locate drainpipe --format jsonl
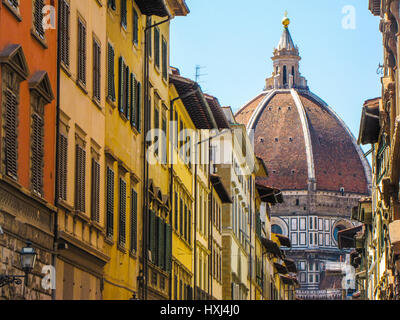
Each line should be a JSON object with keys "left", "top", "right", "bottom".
{"left": 141, "top": 15, "right": 171, "bottom": 301}
{"left": 52, "top": 0, "right": 62, "bottom": 301}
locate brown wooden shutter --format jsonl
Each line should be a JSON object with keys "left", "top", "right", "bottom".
{"left": 119, "top": 178, "right": 126, "bottom": 246}
{"left": 106, "top": 167, "right": 115, "bottom": 237}
{"left": 4, "top": 89, "right": 18, "bottom": 179}
{"left": 107, "top": 44, "right": 115, "bottom": 101}
{"left": 60, "top": 0, "right": 70, "bottom": 67}
{"left": 91, "top": 158, "right": 100, "bottom": 223}
{"left": 75, "top": 145, "right": 86, "bottom": 212}
{"left": 34, "top": 0, "right": 45, "bottom": 39}
{"left": 31, "top": 113, "right": 44, "bottom": 196}
{"left": 78, "top": 19, "right": 87, "bottom": 85}
{"left": 58, "top": 134, "right": 68, "bottom": 200}
{"left": 93, "top": 40, "right": 101, "bottom": 101}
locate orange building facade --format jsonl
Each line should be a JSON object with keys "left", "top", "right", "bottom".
{"left": 0, "top": 0, "right": 57, "bottom": 300}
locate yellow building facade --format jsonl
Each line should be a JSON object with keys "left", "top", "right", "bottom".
{"left": 102, "top": 0, "right": 145, "bottom": 300}
{"left": 169, "top": 82, "right": 194, "bottom": 300}
{"left": 55, "top": 0, "right": 109, "bottom": 300}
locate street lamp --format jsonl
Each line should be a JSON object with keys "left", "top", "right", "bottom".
{"left": 0, "top": 241, "right": 37, "bottom": 288}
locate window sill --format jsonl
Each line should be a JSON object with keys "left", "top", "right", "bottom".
{"left": 117, "top": 243, "right": 127, "bottom": 254}
{"left": 104, "top": 236, "right": 114, "bottom": 246}
{"left": 119, "top": 111, "right": 129, "bottom": 122}
{"left": 106, "top": 96, "right": 117, "bottom": 108}
{"left": 76, "top": 79, "right": 88, "bottom": 95}
{"left": 92, "top": 96, "right": 102, "bottom": 110}
{"left": 58, "top": 198, "right": 74, "bottom": 213}
{"left": 2, "top": 0, "right": 22, "bottom": 22}
{"left": 90, "top": 221, "right": 104, "bottom": 233}
{"left": 61, "top": 62, "right": 72, "bottom": 78}
{"left": 129, "top": 250, "right": 137, "bottom": 259}
{"left": 31, "top": 28, "right": 48, "bottom": 49}
{"left": 74, "top": 210, "right": 90, "bottom": 223}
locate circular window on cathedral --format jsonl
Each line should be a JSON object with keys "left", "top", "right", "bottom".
{"left": 333, "top": 225, "right": 345, "bottom": 242}
{"left": 271, "top": 224, "right": 283, "bottom": 235}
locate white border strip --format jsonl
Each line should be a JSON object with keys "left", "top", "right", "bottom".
{"left": 291, "top": 89, "right": 316, "bottom": 182}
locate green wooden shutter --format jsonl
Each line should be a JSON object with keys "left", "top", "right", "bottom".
{"left": 188, "top": 210, "right": 192, "bottom": 245}
{"left": 125, "top": 65, "right": 130, "bottom": 119}
{"left": 166, "top": 224, "right": 172, "bottom": 272}
{"left": 130, "top": 189, "right": 138, "bottom": 252}
{"left": 119, "top": 178, "right": 127, "bottom": 246}
{"left": 118, "top": 56, "right": 124, "bottom": 113}
{"left": 179, "top": 198, "right": 183, "bottom": 236}
{"left": 133, "top": 9, "right": 138, "bottom": 44}
{"left": 149, "top": 210, "right": 156, "bottom": 263}
{"left": 130, "top": 73, "right": 136, "bottom": 126}
{"left": 184, "top": 204, "right": 187, "bottom": 240}
{"left": 136, "top": 81, "right": 141, "bottom": 131}
{"left": 120, "top": 0, "right": 127, "bottom": 27}
{"left": 158, "top": 218, "right": 165, "bottom": 268}
{"left": 174, "top": 192, "right": 178, "bottom": 230}
{"left": 106, "top": 167, "right": 115, "bottom": 238}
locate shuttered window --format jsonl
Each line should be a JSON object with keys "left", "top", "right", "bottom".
{"left": 130, "top": 188, "right": 138, "bottom": 253}
{"left": 118, "top": 56, "right": 128, "bottom": 114}
{"left": 108, "top": 0, "right": 116, "bottom": 10}
{"left": 158, "top": 217, "right": 164, "bottom": 268}
{"left": 58, "top": 134, "right": 68, "bottom": 200}
{"left": 154, "top": 107, "right": 159, "bottom": 157}
{"left": 77, "top": 18, "right": 87, "bottom": 85}
{"left": 162, "top": 37, "right": 168, "bottom": 80}
{"left": 188, "top": 210, "right": 192, "bottom": 244}
{"left": 174, "top": 192, "right": 178, "bottom": 230}
{"left": 8, "top": 0, "right": 19, "bottom": 9}
{"left": 106, "top": 167, "right": 115, "bottom": 238}
{"left": 125, "top": 65, "right": 130, "bottom": 119}
{"left": 179, "top": 198, "right": 183, "bottom": 236}
{"left": 148, "top": 210, "right": 156, "bottom": 263}
{"left": 154, "top": 28, "right": 160, "bottom": 69}
{"left": 75, "top": 144, "right": 86, "bottom": 212}
{"left": 107, "top": 43, "right": 116, "bottom": 102}
{"left": 119, "top": 177, "right": 127, "bottom": 247}
{"left": 31, "top": 112, "right": 44, "bottom": 196}
{"left": 60, "top": 0, "right": 70, "bottom": 67}
{"left": 120, "top": 0, "right": 127, "bottom": 28}
{"left": 129, "top": 73, "right": 136, "bottom": 127}
{"left": 161, "top": 116, "right": 167, "bottom": 164}
{"left": 136, "top": 81, "right": 141, "bottom": 131}
{"left": 165, "top": 223, "right": 172, "bottom": 272}
{"left": 33, "top": 0, "right": 45, "bottom": 39}
{"left": 93, "top": 39, "right": 101, "bottom": 102}
{"left": 184, "top": 204, "right": 188, "bottom": 240}
{"left": 133, "top": 9, "right": 139, "bottom": 45}
{"left": 4, "top": 89, "right": 18, "bottom": 179}
{"left": 91, "top": 158, "right": 100, "bottom": 223}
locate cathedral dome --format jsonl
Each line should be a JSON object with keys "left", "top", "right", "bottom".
{"left": 236, "top": 19, "right": 371, "bottom": 196}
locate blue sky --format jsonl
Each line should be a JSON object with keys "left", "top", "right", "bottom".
{"left": 170, "top": 0, "right": 382, "bottom": 155}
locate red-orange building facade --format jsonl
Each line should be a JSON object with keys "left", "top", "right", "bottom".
{"left": 0, "top": 0, "right": 57, "bottom": 300}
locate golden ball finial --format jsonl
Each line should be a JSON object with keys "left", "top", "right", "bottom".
{"left": 282, "top": 11, "right": 290, "bottom": 28}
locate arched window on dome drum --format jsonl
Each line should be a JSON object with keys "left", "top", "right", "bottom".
{"left": 283, "top": 65, "right": 287, "bottom": 86}
{"left": 271, "top": 224, "right": 283, "bottom": 235}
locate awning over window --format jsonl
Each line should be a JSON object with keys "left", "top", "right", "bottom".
{"left": 261, "top": 237, "right": 282, "bottom": 258}
{"left": 358, "top": 97, "right": 380, "bottom": 145}
{"left": 284, "top": 258, "right": 297, "bottom": 273}
{"left": 274, "top": 262, "right": 288, "bottom": 275}
{"left": 280, "top": 274, "right": 299, "bottom": 286}
{"left": 276, "top": 234, "right": 291, "bottom": 248}
{"left": 337, "top": 225, "right": 363, "bottom": 249}
{"left": 255, "top": 182, "right": 283, "bottom": 205}
{"left": 135, "top": 0, "right": 170, "bottom": 17}
{"left": 210, "top": 174, "right": 232, "bottom": 204}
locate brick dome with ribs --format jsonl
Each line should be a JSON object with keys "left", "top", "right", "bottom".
{"left": 235, "top": 20, "right": 371, "bottom": 195}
